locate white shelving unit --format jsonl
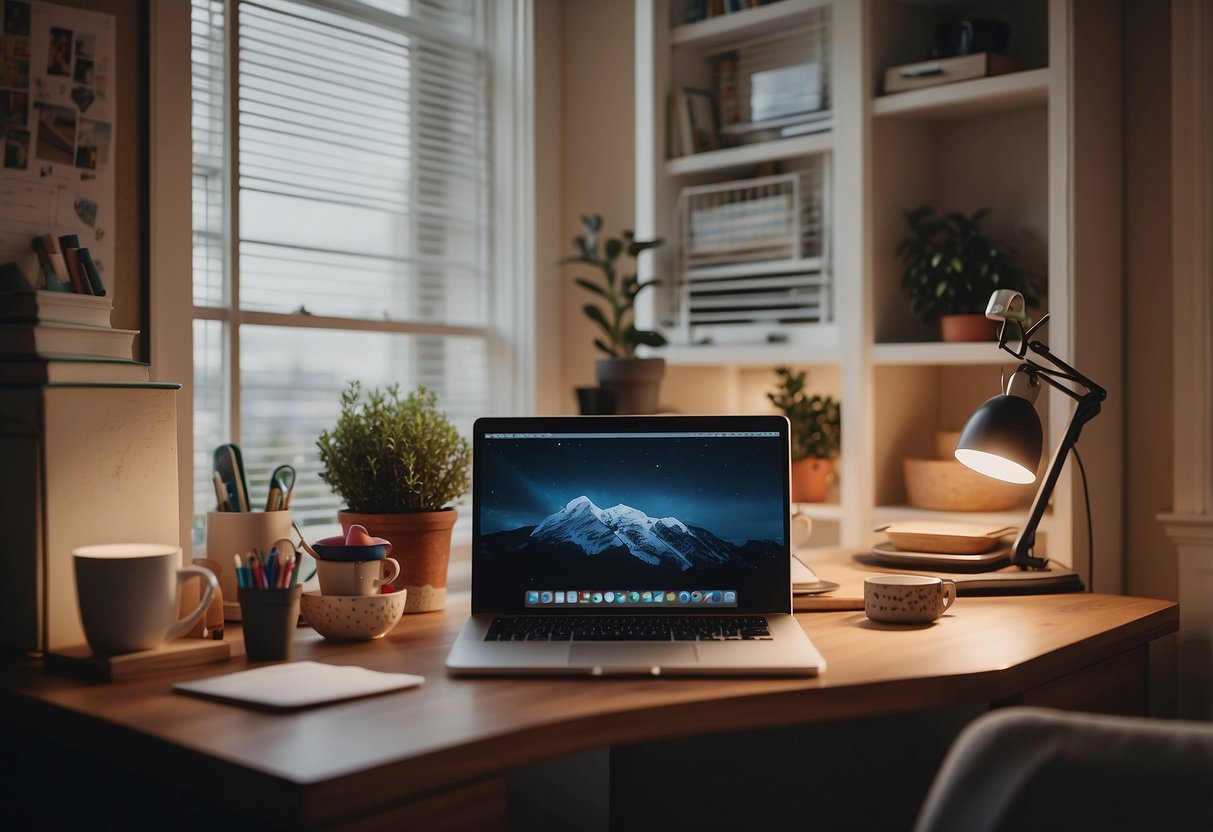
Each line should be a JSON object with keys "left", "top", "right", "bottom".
{"left": 636, "top": 0, "right": 1123, "bottom": 584}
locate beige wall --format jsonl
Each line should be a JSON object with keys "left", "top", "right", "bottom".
{"left": 1123, "top": 0, "right": 1175, "bottom": 602}
{"left": 555, "top": 0, "right": 637, "bottom": 414}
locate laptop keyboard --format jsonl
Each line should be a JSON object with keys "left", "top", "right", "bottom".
{"left": 485, "top": 615, "right": 772, "bottom": 642}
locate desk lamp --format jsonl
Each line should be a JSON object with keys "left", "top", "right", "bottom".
{"left": 954, "top": 291, "right": 1106, "bottom": 570}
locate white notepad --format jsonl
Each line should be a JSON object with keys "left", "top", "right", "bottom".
{"left": 174, "top": 661, "right": 424, "bottom": 710}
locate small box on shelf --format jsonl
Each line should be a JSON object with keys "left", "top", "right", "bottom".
{"left": 883, "top": 52, "right": 1018, "bottom": 95}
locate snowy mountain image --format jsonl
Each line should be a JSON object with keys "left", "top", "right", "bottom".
{"left": 529, "top": 496, "right": 732, "bottom": 571}
{"left": 480, "top": 495, "right": 780, "bottom": 578}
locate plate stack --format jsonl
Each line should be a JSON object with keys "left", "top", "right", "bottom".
{"left": 872, "top": 521, "right": 1016, "bottom": 571}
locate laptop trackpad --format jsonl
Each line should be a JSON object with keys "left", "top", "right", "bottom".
{"left": 569, "top": 643, "right": 698, "bottom": 672}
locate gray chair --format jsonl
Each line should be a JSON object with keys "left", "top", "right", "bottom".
{"left": 913, "top": 706, "right": 1213, "bottom": 832}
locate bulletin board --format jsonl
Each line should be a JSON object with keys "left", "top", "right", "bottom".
{"left": 0, "top": 0, "right": 116, "bottom": 293}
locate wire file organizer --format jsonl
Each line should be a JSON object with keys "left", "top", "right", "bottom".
{"left": 671, "top": 160, "right": 832, "bottom": 346}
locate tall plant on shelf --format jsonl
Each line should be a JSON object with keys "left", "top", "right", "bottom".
{"left": 896, "top": 206, "right": 1042, "bottom": 341}
{"left": 560, "top": 213, "right": 668, "bottom": 414}
{"left": 768, "top": 367, "right": 841, "bottom": 503}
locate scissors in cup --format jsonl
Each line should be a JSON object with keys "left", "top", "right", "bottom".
{"left": 265, "top": 464, "right": 296, "bottom": 512}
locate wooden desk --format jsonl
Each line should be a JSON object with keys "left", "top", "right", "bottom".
{"left": 0, "top": 583, "right": 1177, "bottom": 830}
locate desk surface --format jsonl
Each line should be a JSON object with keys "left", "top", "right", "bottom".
{"left": 0, "top": 552, "right": 1178, "bottom": 829}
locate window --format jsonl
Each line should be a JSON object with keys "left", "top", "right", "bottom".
{"left": 190, "top": 0, "right": 526, "bottom": 546}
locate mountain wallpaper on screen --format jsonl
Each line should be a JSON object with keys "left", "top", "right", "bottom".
{"left": 481, "top": 495, "right": 782, "bottom": 575}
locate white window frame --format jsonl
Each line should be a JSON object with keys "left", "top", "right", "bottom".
{"left": 150, "top": 0, "right": 537, "bottom": 553}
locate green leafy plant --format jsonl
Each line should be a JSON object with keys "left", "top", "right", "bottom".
{"left": 896, "top": 207, "right": 1042, "bottom": 321}
{"left": 767, "top": 367, "right": 841, "bottom": 461}
{"left": 560, "top": 213, "right": 668, "bottom": 358}
{"left": 316, "top": 382, "right": 471, "bottom": 514}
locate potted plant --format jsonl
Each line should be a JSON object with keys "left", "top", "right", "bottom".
{"left": 560, "top": 213, "right": 667, "bottom": 414}
{"left": 316, "top": 382, "right": 471, "bottom": 612}
{"left": 767, "top": 367, "right": 841, "bottom": 502}
{"left": 896, "top": 206, "right": 1042, "bottom": 341}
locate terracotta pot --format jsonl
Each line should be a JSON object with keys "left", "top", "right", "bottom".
{"left": 791, "top": 457, "right": 833, "bottom": 503}
{"left": 338, "top": 509, "right": 457, "bottom": 613}
{"left": 940, "top": 313, "right": 997, "bottom": 342}
{"left": 595, "top": 357, "right": 665, "bottom": 414}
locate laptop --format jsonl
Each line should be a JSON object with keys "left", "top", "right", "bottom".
{"left": 445, "top": 415, "right": 826, "bottom": 677}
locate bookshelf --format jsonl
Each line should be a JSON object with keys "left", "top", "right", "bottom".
{"left": 635, "top": 0, "right": 1124, "bottom": 586}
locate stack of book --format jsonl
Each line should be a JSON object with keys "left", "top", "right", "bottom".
{"left": 0, "top": 239, "right": 147, "bottom": 384}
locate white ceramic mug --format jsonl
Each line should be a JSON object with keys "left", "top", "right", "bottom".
{"left": 73, "top": 544, "right": 218, "bottom": 653}
{"left": 316, "top": 557, "right": 401, "bottom": 596}
{"left": 864, "top": 574, "right": 957, "bottom": 624}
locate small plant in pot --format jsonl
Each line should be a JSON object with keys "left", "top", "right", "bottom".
{"left": 316, "top": 382, "right": 470, "bottom": 613}
{"left": 767, "top": 367, "right": 841, "bottom": 503}
{"left": 896, "top": 206, "right": 1042, "bottom": 342}
{"left": 560, "top": 213, "right": 667, "bottom": 414}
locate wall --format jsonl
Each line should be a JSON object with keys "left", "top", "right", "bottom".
{"left": 556, "top": 0, "right": 636, "bottom": 413}
{"left": 1123, "top": 3, "right": 1174, "bottom": 601}
{"left": 1121, "top": 0, "right": 1177, "bottom": 715}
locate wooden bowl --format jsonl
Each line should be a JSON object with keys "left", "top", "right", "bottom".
{"left": 903, "top": 458, "right": 1030, "bottom": 512}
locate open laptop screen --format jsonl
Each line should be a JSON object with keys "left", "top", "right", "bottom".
{"left": 472, "top": 416, "right": 792, "bottom": 615}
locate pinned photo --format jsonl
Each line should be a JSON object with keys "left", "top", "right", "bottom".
{"left": 75, "top": 118, "right": 109, "bottom": 169}
{"left": 73, "top": 56, "right": 92, "bottom": 85}
{"left": 3, "top": 1, "right": 30, "bottom": 38}
{"left": 34, "top": 103, "right": 74, "bottom": 164}
{"left": 75, "top": 31, "right": 94, "bottom": 60}
{"left": 0, "top": 89, "right": 27, "bottom": 127}
{"left": 46, "top": 26, "right": 72, "bottom": 76}
{"left": 70, "top": 84, "right": 94, "bottom": 113}
{"left": 3, "top": 126, "right": 28, "bottom": 169}
{"left": 74, "top": 196, "right": 97, "bottom": 227}
{"left": 1, "top": 51, "right": 30, "bottom": 89}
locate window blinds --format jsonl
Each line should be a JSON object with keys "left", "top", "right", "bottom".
{"left": 190, "top": 0, "right": 492, "bottom": 533}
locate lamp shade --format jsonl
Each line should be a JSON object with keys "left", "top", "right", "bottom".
{"left": 954, "top": 394, "right": 1043, "bottom": 484}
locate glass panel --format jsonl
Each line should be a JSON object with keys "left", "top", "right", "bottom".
{"left": 191, "top": 0, "right": 226, "bottom": 308}
{"left": 236, "top": 324, "right": 488, "bottom": 530}
{"left": 192, "top": 319, "right": 226, "bottom": 546}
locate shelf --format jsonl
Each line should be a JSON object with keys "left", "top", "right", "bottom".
{"left": 871, "top": 68, "right": 1050, "bottom": 120}
{"left": 666, "top": 131, "right": 832, "bottom": 176}
{"left": 793, "top": 501, "right": 842, "bottom": 522}
{"left": 652, "top": 333, "right": 840, "bottom": 366}
{"left": 671, "top": 0, "right": 833, "bottom": 50}
{"left": 872, "top": 341, "right": 1022, "bottom": 366}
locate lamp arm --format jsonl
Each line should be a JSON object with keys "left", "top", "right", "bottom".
{"left": 1025, "top": 340, "right": 1108, "bottom": 401}
{"left": 1011, "top": 393, "right": 1103, "bottom": 570}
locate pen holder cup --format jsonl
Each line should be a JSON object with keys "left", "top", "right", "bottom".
{"left": 238, "top": 585, "right": 302, "bottom": 662}
{"left": 207, "top": 510, "right": 293, "bottom": 619}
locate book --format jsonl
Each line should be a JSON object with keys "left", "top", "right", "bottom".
{"left": 0, "top": 321, "right": 137, "bottom": 359}
{"left": 29, "top": 237, "right": 70, "bottom": 292}
{"left": 0, "top": 355, "right": 151, "bottom": 384}
{"left": 0, "top": 288, "right": 114, "bottom": 327}
{"left": 35, "top": 235, "right": 81, "bottom": 293}
{"left": 57, "top": 234, "right": 94, "bottom": 296}
{"left": 76, "top": 247, "right": 107, "bottom": 296}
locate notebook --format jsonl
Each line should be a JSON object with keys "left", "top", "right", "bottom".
{"left": 445, "top": 415, "right": 826, "bottom": 677}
